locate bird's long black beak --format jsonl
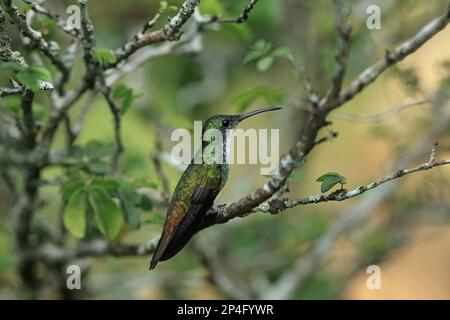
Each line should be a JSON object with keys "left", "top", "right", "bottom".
{"left": 237, "top": 106, "right": 282, "bottom": 122}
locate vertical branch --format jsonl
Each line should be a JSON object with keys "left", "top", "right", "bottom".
{"left": 102, "top": 89, "right": 124, "bottom": 173}
{"left": 79, "top": 0, "right": 124, "bottom": 172}
{"left": 14, "top": 89, "right": 41, "bottom": 296}
{"left": 79, "top": 0, "right": 98, "bottom": 78}
{"left": 152, "top": 128, "right": 171, "bottom": 196}
{"left": 327, "top": 0, "right": 352, "bottom": 101}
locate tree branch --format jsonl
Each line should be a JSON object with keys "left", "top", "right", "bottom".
{"left": 102, "top": 89, "right": 124, "bottom": 172}
{"left": 200, "top": 3, "right": 450, "bottom": 230}
{"left": 327, "top": 0, "right": 352, "bottom": 100}
{"left": 262, "top": 101, "right": 450, "bottom": 299}
{"left": 112, "top": 0, "right": 201, "bottom": 67}
{"left": 329, "top": 4, "right": 450, "bottom": 109}
{"left": 4, "top": 0, "right": 69, "bottom": 79}
{"left": 214, "top": 0, "right": 259, "bottom": 24}
{"left": 21, "top": 0, "right": 81, "bottom": 38}
{"left": 256, "top": 146, "right": 450, "bottom": 213}
{"left": 35, "top": 238, "right": 158, "bottom": 264}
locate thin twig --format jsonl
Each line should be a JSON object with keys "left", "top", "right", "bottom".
{"left": 327, "top": 0, "right": 352, "bottom": 101}
{"left": 214, "top": 0, "right": 259, "bottom": 24}
{"left": 256, "top": 153, "right": 450, "bottom": 213}
{"left": 0, "top": 87, "right": 23, "bottom": 97}
{"left": 21, "top": 0, "right": 81, "bottom": 37}
{"left": 34, "top": 238, "right": 159, "bottom": 263}
{"left": 102, "top": 89, "right": 124, "bottom": 173}
{"left": 152, "top": 128, "right": 171, "bottom": 196}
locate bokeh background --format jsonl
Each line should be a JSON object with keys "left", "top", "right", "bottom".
{"left": 1, "top": 0, "right": 450, "bottom": 299}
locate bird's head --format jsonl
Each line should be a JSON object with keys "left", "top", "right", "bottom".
{"left": 202, "top": 107, "right": 281, "bottom": 138}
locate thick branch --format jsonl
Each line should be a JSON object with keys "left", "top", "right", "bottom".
{"left": 112, "top": 0, "right": 201, "bottom": 66}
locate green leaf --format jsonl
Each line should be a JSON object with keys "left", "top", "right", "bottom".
{"left": 0, "top": 61, "right": 25, "bottom": 72}
{"left": 121, "top": 91, "right": 134, "bottom": 115}
{"left": 86, "top": 161, "right": 109, "bottom": 174}
{"left": 137, "top": 193, "right": 153, "bottom": 211}
{"left": 88, "top": 186, "right": 123, "bottom": 240}
{"left": 118, "top": 186, "right": 141, "bottom": 229}
{"left": 159, "top": 1, "right": 168, "bottom": 11}
{"left": 32, "top": 102, "right": 46, "bottom": 121}
{"left": 0, "top": 96, "right": 21, "bottom": 114}
{"left": 33, "top": 14, "right": 57, "bottom": 34}
{"left": 63, "top": 189, "right": 87, "bottom": 238}
{"left": 29, "top": 66, "right": 52, "bottom": 81}
{"left": 14, "top": 66, "right": 52, "bottom": 92}
{"left": 233, "top": 86, "right": 285, "bottom": 112}
{"left": 60, "top": 174, "right": 85, "bottom": 201}
{"left": 233, "top": 87, "right": 261, "bottom": 112}
{"left": 14, "top": 71, "right": 39, "bottom": 92}
{"left": 112, "top": 84, "right": 141, "bottom": 115}
{"left": 21, "top": 2, "right": 36, "bottom": 14}
{"left": 92, "top": 177, "right": 122, "bottom": 191}
{"left": 112, "top": 83, "right": 130, "bottom": 99}
{"left": 316, "top": 172, "right": 346, "bottom": 193}
{"left": 92, "top": 48, "right": 116, "bottom": 66}
{"left": 257, "top": 56, "right": 274, "bottom": 72}
{"left": 82, "top": 140, "right": 115, "bottom": 159}
{"left": 272, "top": 47, "right": 293, "bottom": 59}
{"left": 243, "top": 39, "right": 272, "bottom": 65}
{"left": 288, "top": 169, "right": 302, "bottom": 182}
{"left": 316, "top": 172, "right": 343, "bottom": 182}
{"left": 130, "top": 177, "right": 159, "bottom": 189}
{"left": 199, "top": 0, "right": 223, "bottom": 15}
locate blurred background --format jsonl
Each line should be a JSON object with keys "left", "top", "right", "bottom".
{"left": 0, "top": 0, "right": 450, "bottom": 299}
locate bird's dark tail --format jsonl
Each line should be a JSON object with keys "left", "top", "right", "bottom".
{"left": 149, "top": 202, "right": 212, "bottom": 269}
{"left": 149, "top": 230, "right": 174, "bottom": 270}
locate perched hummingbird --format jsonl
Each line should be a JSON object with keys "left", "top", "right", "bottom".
{"left": 149, "top": 107, "right": 281, "bottom": 269}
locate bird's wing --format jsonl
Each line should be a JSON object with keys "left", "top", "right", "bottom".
{"left": 158, "top": 183, "right": 220, "bottom": 262}
{"left": 149, "top": 202, "right": 187, "bottom": 269}
{"left": 149, "top": 168, "right": 221, "bottom": 269}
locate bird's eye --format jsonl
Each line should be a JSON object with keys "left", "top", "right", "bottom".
{"left": 222, "top": 119, "right": 230, "bottom": 127}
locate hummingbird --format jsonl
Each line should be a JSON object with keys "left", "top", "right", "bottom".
{"left": 149, "top": 107, "right": 281, "bottom": 269}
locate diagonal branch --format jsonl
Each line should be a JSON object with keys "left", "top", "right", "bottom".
{"left": 256, "top": 146, "right": 450, "bottom": 213}
{"left": 21, "top": 0, "right": 81, "bottom": 38}
{"left": 214, "top": 0, "right": 259, "bottom": 24}
{"left": 199, "top": 3, "right": 450, "bottom": 231}
{"left": 329, "top": 3, "right": 450, "bottom": 110}
{"left": 327, "top": 0, "right": 352, "bottom": 101}
{"left": 262, "top": 102, "right": 450, "bottom": 299}
{"left": 3, "top": 0, "right": 69, "bottom": 78}
{"left": 112, "top": 0, "right": 201, "bottom": 67}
